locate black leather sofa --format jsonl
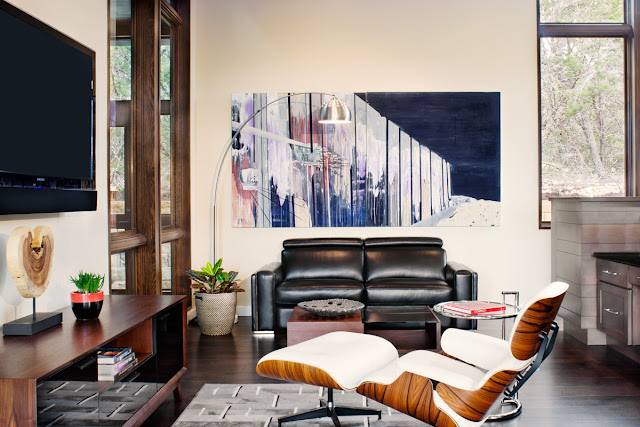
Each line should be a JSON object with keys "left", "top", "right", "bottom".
{"left": 251, "top": 237, "right": 478, "bottom": 332}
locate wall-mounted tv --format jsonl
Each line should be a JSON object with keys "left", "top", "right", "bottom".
{"left": 0, "top": 0, "right": 96, "bottom": 215}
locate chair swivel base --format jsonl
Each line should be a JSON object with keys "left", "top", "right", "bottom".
{"left": 486, "top": 397, "right": 522, "bottom": 421}
{"left": 278, "top": 388, "right": 382, "bottom": 427}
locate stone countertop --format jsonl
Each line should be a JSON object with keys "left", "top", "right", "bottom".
{"left": 593, "top": 252, "right": 640, "bottom": 268}
{"left": 550, "top": 197, "right": 640, "bottom": 201}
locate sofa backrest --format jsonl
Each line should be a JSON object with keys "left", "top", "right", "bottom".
{"left": 364, "top": 237, "right": 447, "bottom": 281}
{"left": 282, "top": 238, "right": 364, "bottom": 282}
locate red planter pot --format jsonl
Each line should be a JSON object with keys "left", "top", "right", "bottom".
{"left": 71, "top": 291, "right": 104, "bottom": 320}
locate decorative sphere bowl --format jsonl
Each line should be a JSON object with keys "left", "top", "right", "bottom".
{"left": 298, "top": 298, "right": 364, "bottom": 317}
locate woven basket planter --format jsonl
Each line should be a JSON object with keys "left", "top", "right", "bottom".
{"left": 195, "top": 292, "right": 237, "bottom": 336}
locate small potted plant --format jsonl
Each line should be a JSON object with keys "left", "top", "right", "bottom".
{"left": 70, "top": 271, "right": 105, "bottom": 320}
{"left": 187, "top": 258, "right": 244, "bottom": 336}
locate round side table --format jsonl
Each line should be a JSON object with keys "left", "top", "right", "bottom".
{"left": 433, "top": 293, "right": 522, "bottom": 421}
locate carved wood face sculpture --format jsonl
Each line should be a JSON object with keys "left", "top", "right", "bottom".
{"left": 6, "top": 226, "right": 55, "bottom": 298}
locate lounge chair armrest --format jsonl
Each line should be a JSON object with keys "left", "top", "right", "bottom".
{"left": 441, "top": 328, "right": 510, "bottom": 370}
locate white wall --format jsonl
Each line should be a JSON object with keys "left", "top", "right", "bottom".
{"left": 192, "top": 0, "right": 549, "bottom": 315}
{"left": 0, "top": 0, "right": 108, "bottom": 323}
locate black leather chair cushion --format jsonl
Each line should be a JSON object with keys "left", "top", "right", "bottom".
{"left": 282, "top": 246, "right": 364, "bottom": 281}
{"left": 364, "top": 246, "right": 447, "bottom": 281}
{"left": 365, "top": 278, "right": 453, "bottom": 305}
{"left": 283, "top": 238, "right": 363, "bottom": 248}
{"left": 364, "top": 237, "right": 443, "bottom": 248}
{"left": 275, "top": 279, "right": 366, "bottom": 304}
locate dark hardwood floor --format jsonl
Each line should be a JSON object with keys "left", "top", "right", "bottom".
{"left": 144, "top": 318, "right": 640, "bottom": 426}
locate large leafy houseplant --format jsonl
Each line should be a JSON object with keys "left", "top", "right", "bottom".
{"left": 187, "top": 258, "right": 244, "bottom": 335}
{"left": 186, "top": 258, "right": 244, "bottom": 294}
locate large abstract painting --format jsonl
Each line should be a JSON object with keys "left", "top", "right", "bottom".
{"left": 230, "top": 92, "right": 500, "bottom": 228}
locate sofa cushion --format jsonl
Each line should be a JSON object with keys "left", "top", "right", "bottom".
{"left": 282, "top": 244, "right": 364, "bottom": 282}
{"left": 364, "top": 237, "right": 443, "bottom": 248}
{"left": 283, "top": 238, "right": 363, "bottom": 248}
{"left": 275, "top": 279, "right": 366, "bottom": 304}
{"left": 364, "top": 245, "right": 446, "bottom": 282}
{"left": 365, "top": 278, "right": 453, "bottom": 305}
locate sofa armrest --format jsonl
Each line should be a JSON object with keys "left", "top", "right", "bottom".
{"left": 445, "top": 261, "right": 478, "bottom": 329}
{"left": 445, "top": 261, "right": 477, "bottom": 301}
{"left": 251, "top": 262, "right": 283, "bottom": 332}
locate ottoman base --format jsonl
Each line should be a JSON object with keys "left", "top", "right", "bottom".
{"left": 278, "top": 388, "right": 381, "bottom": 426}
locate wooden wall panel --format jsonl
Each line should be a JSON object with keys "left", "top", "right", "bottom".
{"left": 582, "top": 224, "right": 640, "bottom": 244}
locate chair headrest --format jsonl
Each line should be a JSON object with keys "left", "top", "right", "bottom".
{"left": 508, "top": 281, "right": 569, "bottom": 361}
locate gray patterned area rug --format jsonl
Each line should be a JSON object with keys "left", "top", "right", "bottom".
{"left": 37, "top": 379, "right": 158, "bottom": 426}
{"left": 173, "top": 383, "right": 426, "bottom": 426}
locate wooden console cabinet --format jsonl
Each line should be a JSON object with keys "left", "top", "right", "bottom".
{"left": 0, "top": 295, "right": 187, "bottom": 426}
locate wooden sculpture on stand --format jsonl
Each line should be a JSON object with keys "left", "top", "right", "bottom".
{"left": 3, "top": 225, "right": 62, "bottom": 335}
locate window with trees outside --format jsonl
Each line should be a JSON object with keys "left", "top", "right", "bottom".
{"left": 539, "top": 0, "right": 635, "bottom": 226}
{"left": 109, "top": 0, "right": 191, "bottom": 298}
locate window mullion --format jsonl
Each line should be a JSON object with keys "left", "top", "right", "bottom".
{"left": 170, "top": 0, "right": 191, "bottom": 299}
{"left": 540, "top": 23, "right": 633, "bottom": 38}
{"left": 629, "top": 0, "right": 640, "bottom": 195}
{"left": 132, "top": 0, "right": 162, "bottom": 295}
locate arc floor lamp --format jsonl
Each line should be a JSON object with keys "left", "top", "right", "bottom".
{"left": 210, "top": 93, "right": 353, "bottom": 262}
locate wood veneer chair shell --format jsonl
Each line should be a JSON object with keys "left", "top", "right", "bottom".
{"left": 357, "top": 371, "right": 457, "bottom": 427}
{"left": 435, "top": 370, "right": 519, "bottom": 422}
{"left": 256, "top": 359, "right": 344, "bottom": 390}
{"left": 510, "top": 294, "right": 564, "bottom": 360}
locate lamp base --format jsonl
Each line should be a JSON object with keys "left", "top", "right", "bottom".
{"left": 3, "top": 312, "right": 62, "bottom": 336}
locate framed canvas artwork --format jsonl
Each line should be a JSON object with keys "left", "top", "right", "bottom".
{"left": 230, "top": 92, "right": 500, "bottom": 228}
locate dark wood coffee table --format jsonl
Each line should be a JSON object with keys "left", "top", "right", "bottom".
{"left": 286, "top": 305, "right": 441, "bottom": 351}
{"left": 364, "top": 306, "right": 441, "bottom": 352}
{"left": 286, "top": 306, "right": 364, "bottom": 346}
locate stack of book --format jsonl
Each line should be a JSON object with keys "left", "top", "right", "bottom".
{"left": 442, "top": 301, "right": 506, "bottom": 315}
{"left": 97, "top": 347, "right": 136, "bottom": 381}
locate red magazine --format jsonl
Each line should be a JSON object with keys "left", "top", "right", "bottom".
{"left": 443, "top": 301, "right": 506, "bottom": 315}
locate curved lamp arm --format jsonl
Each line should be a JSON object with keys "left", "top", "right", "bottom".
{"left": 210, "top": 92, "right": 346, "bottom": 262}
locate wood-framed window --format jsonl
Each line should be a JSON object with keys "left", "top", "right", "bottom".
{"left": 108, "top": 0, "right": 190, "bottom": 299}
{"left": 538, "top": 0, "right": 639, "bottom": 228}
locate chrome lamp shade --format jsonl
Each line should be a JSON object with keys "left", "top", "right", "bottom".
{"left": 318, "top": 96, "right": 352, "bottom": 124}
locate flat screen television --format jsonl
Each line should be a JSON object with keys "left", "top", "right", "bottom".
{"left": 0, "top": 0, "right": 96, "bottom": 215}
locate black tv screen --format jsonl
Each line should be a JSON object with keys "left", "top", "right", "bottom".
{"left": 0, "top": 1, "right": 96, "bottom": 214}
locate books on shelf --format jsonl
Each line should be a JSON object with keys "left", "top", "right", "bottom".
{"left": 442, "top": 301, "right": 506, "bottom": 315}
{"left": 98, "top": 356, "right": 137, "bottom": 381}
{"left": 98, "top": 353, "right": 135, "bottom": 375}
{"left": 97, "top": 346, "right": 137, "bottom": 381}
{"left": 97, "top": 347, "right": 132, "bottom": 364}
